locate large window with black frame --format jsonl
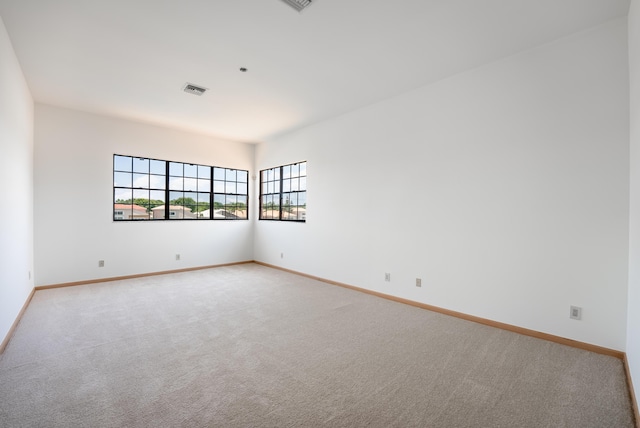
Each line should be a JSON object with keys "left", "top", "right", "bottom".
{"left": 113, "top": 154, "right": 248, "bottom": 221}
{"left": 259, "top": 161, "right": 306, "bottom": 221}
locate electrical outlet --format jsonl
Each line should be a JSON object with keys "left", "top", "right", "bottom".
{"left": 416, "top": 278, "right": 422, "bottom": 287}
{"left": 570, "top": 306, "right": 582, "bottom": 320}
{"left": 98, "top": 260, "right": 105, "bottom": 268}
{"left": 175, "top": 254, "right": 181, "bottom": 261}
{"left": 385, "top": 273, "right": 391, "bottom": 282}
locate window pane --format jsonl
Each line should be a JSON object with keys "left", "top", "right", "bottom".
{"left": 184, "top": 164, "right": 197, "bottom": 178}
{"left": 114, "top": 155, "right": 132, "bottom": 172}
{"left": 183, "top": 192, "right": 198, "bottom": 213}
{"left": 237, "top": 183, "right": 247, "bottom": 194}
{"left": 113, "top": 204, "right": 132, "bottom": 220}
{"left": 282, "top": 193, "right": 292, "bottom": 215}
{"left": 267, "top": 169, "right": 274, "bottom": 182}
{"left": 213, "top": 180, "right": 225, "bottom": 193}
{"left": 264, "top": 195, "right": 279, "bottom": 219}
{"left": 299, "top": 176, "right": 307, "bottom": 191}
{"left": 214, "top": 168, "right": 225, "bottom": 180}
{"left": 236, "top": 196, "right": 248, "bottom": 219}
{"left": 132, "top": 173, "right": 149, "bottom": 188}
{"left": 113, "top": 203, "right": 131, "bottom": 220}
{"left": 291, "top": 178, "right": 299, "bottom": 191}
{"left": 282, "top": 179, "right": 291, "bottom": 192}
{"left": 298, "top": 192, "right": 307, "bottom": 207}
{"left": 198, "top": 166, "right": 211, "bottom": 179}
{"left": 213, "top": 194, "right": 225, "bottom": 217}
{"left": 282, "top": 165, "right": 291, "bottom": 179}
{"left": 226, "top": 169, "right": 237, "bottom": 182}
{"left": 150, "top": 159, "right": 166, "bottom": 175}
{"left": 299, "top": 162, "right": 307, "bottom": 176}
{"left": 291, "top": 163, "right": 299, "bottom": 178}
{"left": 114, "top": 188, "right": 132, "bottom": 203}
{"left": 151, "top": 204, "right": 166, "bottom": 220}
{"left": 133, "top": 158, "right": 149, "bottom": 173}
{"left": 170, "top": 162, "right": 183, "bottom": 176}
{"left": 198, "top": 178, "right": 210, "bottom": 191}
{"left": 169, "top": 176, "right": 183, "bottom": 190}
{"left": 197, "top": 192, "right": 210, "bottom": 204}
{"left": 114, "top": 172, "right": 132, "bottom": 187}
{"left": 237, "top": 170, "right": 248, "bottom": 182}
{"left": 289, "top": 193, "right": 298, "bottom": 207}
{"left": 170, "top": 191, "right": 183, "bottom": 204}
{"left": 267, "top": 182, "right": 274, "bottom": 194}
{"left": 226, "top": 182, "right": 237, "bottom": 194}
{"left": 133, "top": 189, "right": 149, "bottom": 201}
{"left": 150, "top": 174, "right": 166, "bottom": 189}
{"left": 150, "top": 190, "right": 165, "bottom": 207}
{"left": 184, "top": 177, "right": 197, "bottom": 191}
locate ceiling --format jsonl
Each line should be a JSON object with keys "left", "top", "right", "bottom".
{"left": 0, "top": 0, "right": 631, "bottom": 143}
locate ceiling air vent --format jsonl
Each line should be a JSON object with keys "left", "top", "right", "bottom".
{"left": 183, "top": 83, "right": 207, "bottom": 96}
{"left": 280, "top": 0, "right": 313, "bottom": 12}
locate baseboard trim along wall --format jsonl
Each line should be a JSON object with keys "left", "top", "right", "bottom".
{"left": 624, "top": 355, "right": 640, "bottom": 428}
{"left": 0, "top": 287, "right": 35, "bottom": 354}
{"left": 34, "top": 261, "right": 254, "bottom": 291}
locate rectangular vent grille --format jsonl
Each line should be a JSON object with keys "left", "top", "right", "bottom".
{"left": 280, "top": 0, "right": 313, "bottom": 12}
{"left": 183, "top": 83, "right": 207, "bottom": 96}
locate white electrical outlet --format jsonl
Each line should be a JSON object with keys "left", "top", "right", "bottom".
{"left": 98, "top": 260, "right": 105, "bottom": 268}
{"left": 385, "top": 273, "right": 391, "bottom": 282}
{"left": 570, "top": 306, "right": 582, "bottom": 320}
{"left": 416, "top": 278, "right": 422, "bottom": 287}
{"left": 176, "top": 254, "right": 181, "bottom": 261}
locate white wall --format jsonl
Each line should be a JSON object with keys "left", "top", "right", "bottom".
{"left": 627, "top": 0, "right": 640, "bottom": 405}
{"left": 34, "top": 104, "right": 255, "bottom": 286}
{"left": 255, "top": 18, "right": 630, "bottom": 351}
{"left": 0, "top": 17, "right": 34, "bottom": 344}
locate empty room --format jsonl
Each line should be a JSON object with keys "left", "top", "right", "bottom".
{"left": 1, "top": 0, "right": 640, "bottom": 426}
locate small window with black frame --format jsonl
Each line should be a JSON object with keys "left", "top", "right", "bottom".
{"left": 259, "top": 161, "right": 306, "bottom": 222}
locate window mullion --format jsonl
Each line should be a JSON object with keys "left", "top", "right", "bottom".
{"left": 165, "top": 161, "right": 170, "bottom": 220}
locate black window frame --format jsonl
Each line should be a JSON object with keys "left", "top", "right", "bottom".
{"left": 259, "top": 161, "right": 307, "bottom": 222}
{"left": 113, "top": 154, "right": 249, "bottom": 221}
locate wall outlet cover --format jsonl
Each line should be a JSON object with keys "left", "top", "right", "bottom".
{"left": 570, "top": 305, "right": 582, "bottom": 320}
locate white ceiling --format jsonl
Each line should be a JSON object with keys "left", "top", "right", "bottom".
{"left": 0, "top": 0, "right": 631, "bottom": 143}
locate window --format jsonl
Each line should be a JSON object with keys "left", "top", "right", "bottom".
{"left": 259, "top": 161, "right": 306, "bottom": 221}
{"left": 113, "top": 155, "right": 248, "bottom": 221}
{"left": 213, "top": 167, "right": 248, "bottom": 219}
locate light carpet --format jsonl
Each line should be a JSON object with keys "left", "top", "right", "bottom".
{"left": 0, "top": 263, "right": 634, "bottom": 427}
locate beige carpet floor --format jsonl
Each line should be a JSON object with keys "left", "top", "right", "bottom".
{"left": 0, "top": 263, "right": 635, "bottom": 427}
